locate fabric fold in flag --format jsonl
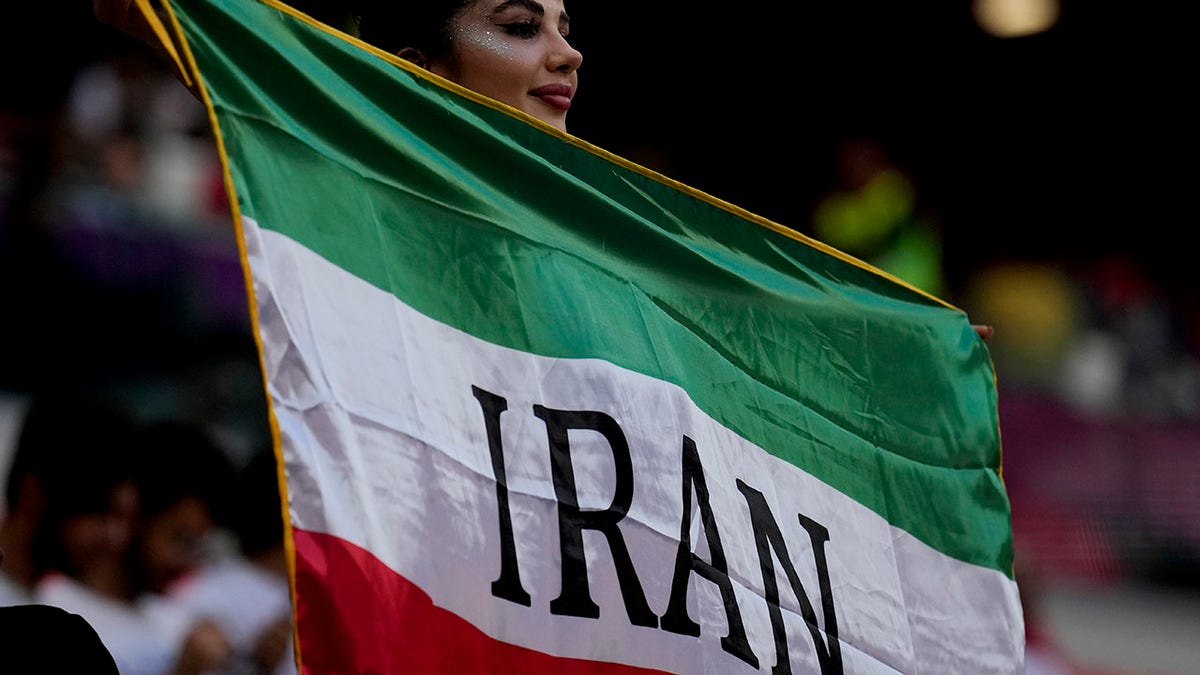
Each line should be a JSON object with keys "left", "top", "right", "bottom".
{"left": 150, "top": 0, "right": 1025, "bottom": 672}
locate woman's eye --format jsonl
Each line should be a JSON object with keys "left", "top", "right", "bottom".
{"left": 498, "top": 19, "right": 540, "bottom": 39}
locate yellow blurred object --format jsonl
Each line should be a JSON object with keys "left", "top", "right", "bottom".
{"left": 965, "top": 262, "right": 1082, "bottom": 386}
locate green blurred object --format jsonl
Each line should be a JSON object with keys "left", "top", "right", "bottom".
{"left": 813, "top": 140, "right": 947, "bottom": 299}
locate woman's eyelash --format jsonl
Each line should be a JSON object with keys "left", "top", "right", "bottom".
{"left": 498, "top": 20, "right": 540, "bottom": 39}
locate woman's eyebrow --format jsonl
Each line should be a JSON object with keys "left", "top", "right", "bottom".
{"left": 492, "top": 0, "right": 570, "bottom": 31}
{"left": 494, "top": 0, "right": 545, "bottom": 17}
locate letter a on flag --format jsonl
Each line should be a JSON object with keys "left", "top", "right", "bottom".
{"left": 144, "top": 0, "right": 1025, "bottom": 672}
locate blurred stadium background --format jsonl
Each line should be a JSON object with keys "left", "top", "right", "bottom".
{"left": 2, "top": 2, "right": 1195, "bottom": 673}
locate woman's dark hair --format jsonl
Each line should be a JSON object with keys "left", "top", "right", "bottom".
{"left": 355, "top": 0, "right": 474, "bottom": 60}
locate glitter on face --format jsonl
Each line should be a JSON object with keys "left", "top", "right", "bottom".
{"left": 451, "top": 15, "right": 517, "bottom": 62}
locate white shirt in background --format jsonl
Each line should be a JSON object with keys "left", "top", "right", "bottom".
{"left": 169, "top": 557, "right": 296, "bottom": 675}
{"left": 35, "top": 573, "right": 194, "bottom": 675}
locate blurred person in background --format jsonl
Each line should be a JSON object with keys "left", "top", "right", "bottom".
{"left": 129, "top": 418, "right": 238, "bottom": 597}
{"left": 1, "top": 390, "right": 138, "bottom": 606}
{"left": 16, "top": 394, "right": 233, "bottom": 675}
{"left": 1, "top": 546, "right": 121, "bottom": 673}
{"left": 58, "top": 37, "right": 226, "bottom": 233}
{"left": 169, "top": 444, "right": 296, "bottom": 675}
{"left": 808, "top": 135, "right": 996, "bottom": 347}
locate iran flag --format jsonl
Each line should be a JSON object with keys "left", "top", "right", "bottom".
{"left": 145, "top": 0, "right": 1025, "bottom": 672}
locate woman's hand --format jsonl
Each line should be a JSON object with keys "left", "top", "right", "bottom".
{"left": 972, "top": 324, "right": 994, "bottom": 341}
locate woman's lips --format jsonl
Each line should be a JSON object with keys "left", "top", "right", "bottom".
{"left": 529, "top": 84, "right": 573, "bottom": 111}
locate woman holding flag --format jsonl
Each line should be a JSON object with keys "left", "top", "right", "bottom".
{"left": 88, "top": 3, "right": 1012, "bottom": 674}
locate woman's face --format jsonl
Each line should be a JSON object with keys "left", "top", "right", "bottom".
{"left": 431, "top": 0, "right": 582, "bottom": 132}
{"left": 59, "top": 481, "right": 139, "bottom": 576}
{"left": 139, "top": 496, "right": 215, "bottom": 593}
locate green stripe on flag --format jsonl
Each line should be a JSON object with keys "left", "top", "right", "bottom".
{"left": 171, "top": 0, "right": 1011, "bottom": 576}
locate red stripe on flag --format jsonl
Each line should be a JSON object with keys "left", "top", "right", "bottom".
{"left": 292, "top": 528, "right": 674, "bottom": 674}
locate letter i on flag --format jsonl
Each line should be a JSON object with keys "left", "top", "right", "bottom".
{"left": 143, "top": 0, "right": 1025, "bottom": 672}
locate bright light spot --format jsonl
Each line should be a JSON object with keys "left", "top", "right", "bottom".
{"left": 973, "top": 0, "right": 1061, "bottom": 38}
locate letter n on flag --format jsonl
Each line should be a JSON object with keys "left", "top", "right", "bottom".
{"left": 145, "top": 0, "right": 1025, "bottom": 672}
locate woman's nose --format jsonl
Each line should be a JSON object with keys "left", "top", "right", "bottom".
{"left": 549, "top": 35, "right": 582, "bottom": 74}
